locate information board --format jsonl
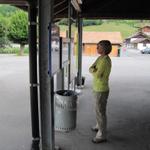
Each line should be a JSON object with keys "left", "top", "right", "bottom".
{"left": 70, "top": 22, "right": 77, "bottom": 81}
{"left": 62, "top": 37, "right": 69, "bottom": 66}
{"left": 51, "top": 24, "right": 60, "bottom": 75}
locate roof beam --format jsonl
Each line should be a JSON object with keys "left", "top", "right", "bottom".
{"left": 0, "top": 0, "right": 28, "bottom": 6}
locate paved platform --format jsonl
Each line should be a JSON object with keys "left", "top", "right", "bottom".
{"left": 56, "top": 55, "right": 150, "bottom": 150}
{"left": 0, "top": 54, "right": 150, "bottom": 150}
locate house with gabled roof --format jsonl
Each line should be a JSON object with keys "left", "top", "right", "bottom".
{"left": 60, "top": 31, "right": 123, "bottom": 57}
{"left": 139, "top": 26, "right": 150, "bottom": 35}
{"left": 82, "top": 32, "right": 123, "bottom": 56}
{"left": 131, "top": 38, "right": 150, "bottom": 50}
{"left": 124, "top": 27, "right": 150, "bottom": 50}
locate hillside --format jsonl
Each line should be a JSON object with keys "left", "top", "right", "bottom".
{"left": 0, "top": 5, "right": 149, "bottom": 40}
{"left": 59, "top": 21, "right": 149, "bottom": 40}
{"left": 83, "top": 22, "right": 138, "bottom": 39}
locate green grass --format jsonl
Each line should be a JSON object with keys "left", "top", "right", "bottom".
{"left": 59, "top": 22, "right": 139, "bottom": 39}
{"left": 0, "top": 47, "right": 29, "bottom": 55}
{"left": 83, "top": 22, "right": 138, "bottom": 39}
{"left": 0, "top": 22, "right": 141, "bottom": 54}
{"left": 59, "top": 25, "right": 69, "bottom": 31}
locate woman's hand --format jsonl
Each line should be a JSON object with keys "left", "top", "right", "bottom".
{"left": 89, "top": 66, "right": 97, "bottom": 73}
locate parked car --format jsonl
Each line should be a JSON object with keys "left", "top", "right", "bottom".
{"left": 141, "top": 48, "right": 150, "bottom": 54}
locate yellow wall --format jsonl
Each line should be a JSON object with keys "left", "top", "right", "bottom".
{"left": 83, "top": 44, "right": 119, "bottom": 57}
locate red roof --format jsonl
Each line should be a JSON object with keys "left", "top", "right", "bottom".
{"left": 82, "top": 32, "right": 123, "bottom": 44}
{"left": 131, "top": 38, "right": 150, "bottom": 43}
{"left": 60, "top": 31, "right": 123, "bottom": 44}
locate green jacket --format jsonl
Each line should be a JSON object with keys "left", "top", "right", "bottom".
{"left": 89, "top": 55, "right": 112, "bottom": 92}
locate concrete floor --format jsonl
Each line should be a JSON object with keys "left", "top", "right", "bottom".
{"left": 0, "top": 52, "right": 150, "bottom": 150}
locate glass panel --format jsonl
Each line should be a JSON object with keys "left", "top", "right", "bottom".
{"left": 51, "top": 24, "right": 60, "bottom": 75}
{"left": 70, "top": 21, "right": 77, "bottom": 82}
{"left": 64, "top": 65, "right": 69, "bottom": 90}
{"left": 62, "top": 37, "right": 69, "bottom": 66}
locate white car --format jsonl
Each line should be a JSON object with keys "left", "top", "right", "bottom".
{"left": 141, "top": 48, "right": 150, "bottom": 54}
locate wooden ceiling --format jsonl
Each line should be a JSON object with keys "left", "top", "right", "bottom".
{"left": 0, "top": 0, "right": 150, "bottom": 19}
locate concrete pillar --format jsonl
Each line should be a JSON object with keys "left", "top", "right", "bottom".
{"left": 28, "top": 1, "right": 40, "bottom": 140}
{"left": 39, "top": 0, "right": 55, "bottom": 149}
{"left": 77, "top": 16, "right": 83, "bottom": 86}
{"left": 68, "top": 1, "right": 71, "bottom": 89}
{"left": 57, "top": 38, "right": 64, "bottom": 90}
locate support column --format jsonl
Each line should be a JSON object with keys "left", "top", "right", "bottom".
{"left": 28, "top": 1, "right": 40, "bottom": 140}
{"left": 57, "top": 37, "right": 64, "bottom": 90}
{"left": 39, "top": 0, "right": 55, "bottom": 149}
{"left": 77, "top": 16, "right": 83, "bottom": 86}
{"left": 68, "top": 1, "right": 71, "bottom": 89}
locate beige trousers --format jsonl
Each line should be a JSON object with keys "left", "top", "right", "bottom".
{"left": 93, "top": 91, "right": 109, "bottom": 139}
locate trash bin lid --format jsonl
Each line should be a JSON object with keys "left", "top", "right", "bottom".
{"left": 56, "top": 90, "right": 77, "bottom": 96}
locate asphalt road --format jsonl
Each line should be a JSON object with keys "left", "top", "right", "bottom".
{"left": 0, "top": 53, "right": 150, "bottom": 150}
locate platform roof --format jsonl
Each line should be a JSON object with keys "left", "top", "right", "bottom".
{"left": 81, "top": 0, "right": 150, "bottom": 19}
{"left": 0, "top": 0, "right": 28, "bottom": 6}
{"left": 0, "top": 0, "right": 150, "bottom": 19}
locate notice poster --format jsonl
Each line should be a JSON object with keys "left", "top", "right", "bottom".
{"left": 51, "top": 24, "right": 60, "bottom": 75}
{"left": 62, "top": 37, "right": 69, "bottom": 66}
{"left": 70, "top": 22, "right": 77, "bottom": 82}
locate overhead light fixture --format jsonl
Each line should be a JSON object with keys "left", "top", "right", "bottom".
{"left": 71, "top": 0, "right": 81, "bottom": 12}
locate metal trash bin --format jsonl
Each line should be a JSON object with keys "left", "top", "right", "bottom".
{"left": 75, "top": 76, "right": 85, "bottom": 86}
{"left": 55, "top": 90, "right": 78, "bottom": 132}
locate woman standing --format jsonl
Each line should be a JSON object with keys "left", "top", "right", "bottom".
{"left": 89, "top": 40, "right": 112, "bottom": 143}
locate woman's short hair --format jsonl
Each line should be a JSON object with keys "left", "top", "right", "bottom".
{"left": 98, "top": 40, "right": 112, "bottom": 55}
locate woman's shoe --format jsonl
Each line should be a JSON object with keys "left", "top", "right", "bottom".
{"left": 92, "top": 137, "right": 107, "bottom": 143}
{"left": 91, "top": 126, "right": 98, "bottom": 132}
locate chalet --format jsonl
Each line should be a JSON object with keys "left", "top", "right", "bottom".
{"left": 139, "top": 26, "right": 150, "bottom": 35}
{"left": 82, "top": 32, "right": 123, "bottom": 56}
{"left": 124, "top": 32, "right": 150, "bottom": 50}
{"left": 124, "top": 26, "right": 150, "bottom": 50}
{"left": 60, "top": 31, "right": 123, "bottom": 56}
{"left": 131, "top": 38, "right": 150, "bottom": 49}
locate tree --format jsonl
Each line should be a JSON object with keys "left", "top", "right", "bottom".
{"left": 0, "top": 15, "right": 9, "bottom": 48}
{"left": 8, "top": 10, "right": 28, "bottom": 55}
{"left": 58, "top": 18, "right": 68, "bottom": 25}
{"left": 83, "top": 19, "right": 103, "bottom": 26}
{"left": 0, "top": 4, "right": 17, "bottom": 17}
